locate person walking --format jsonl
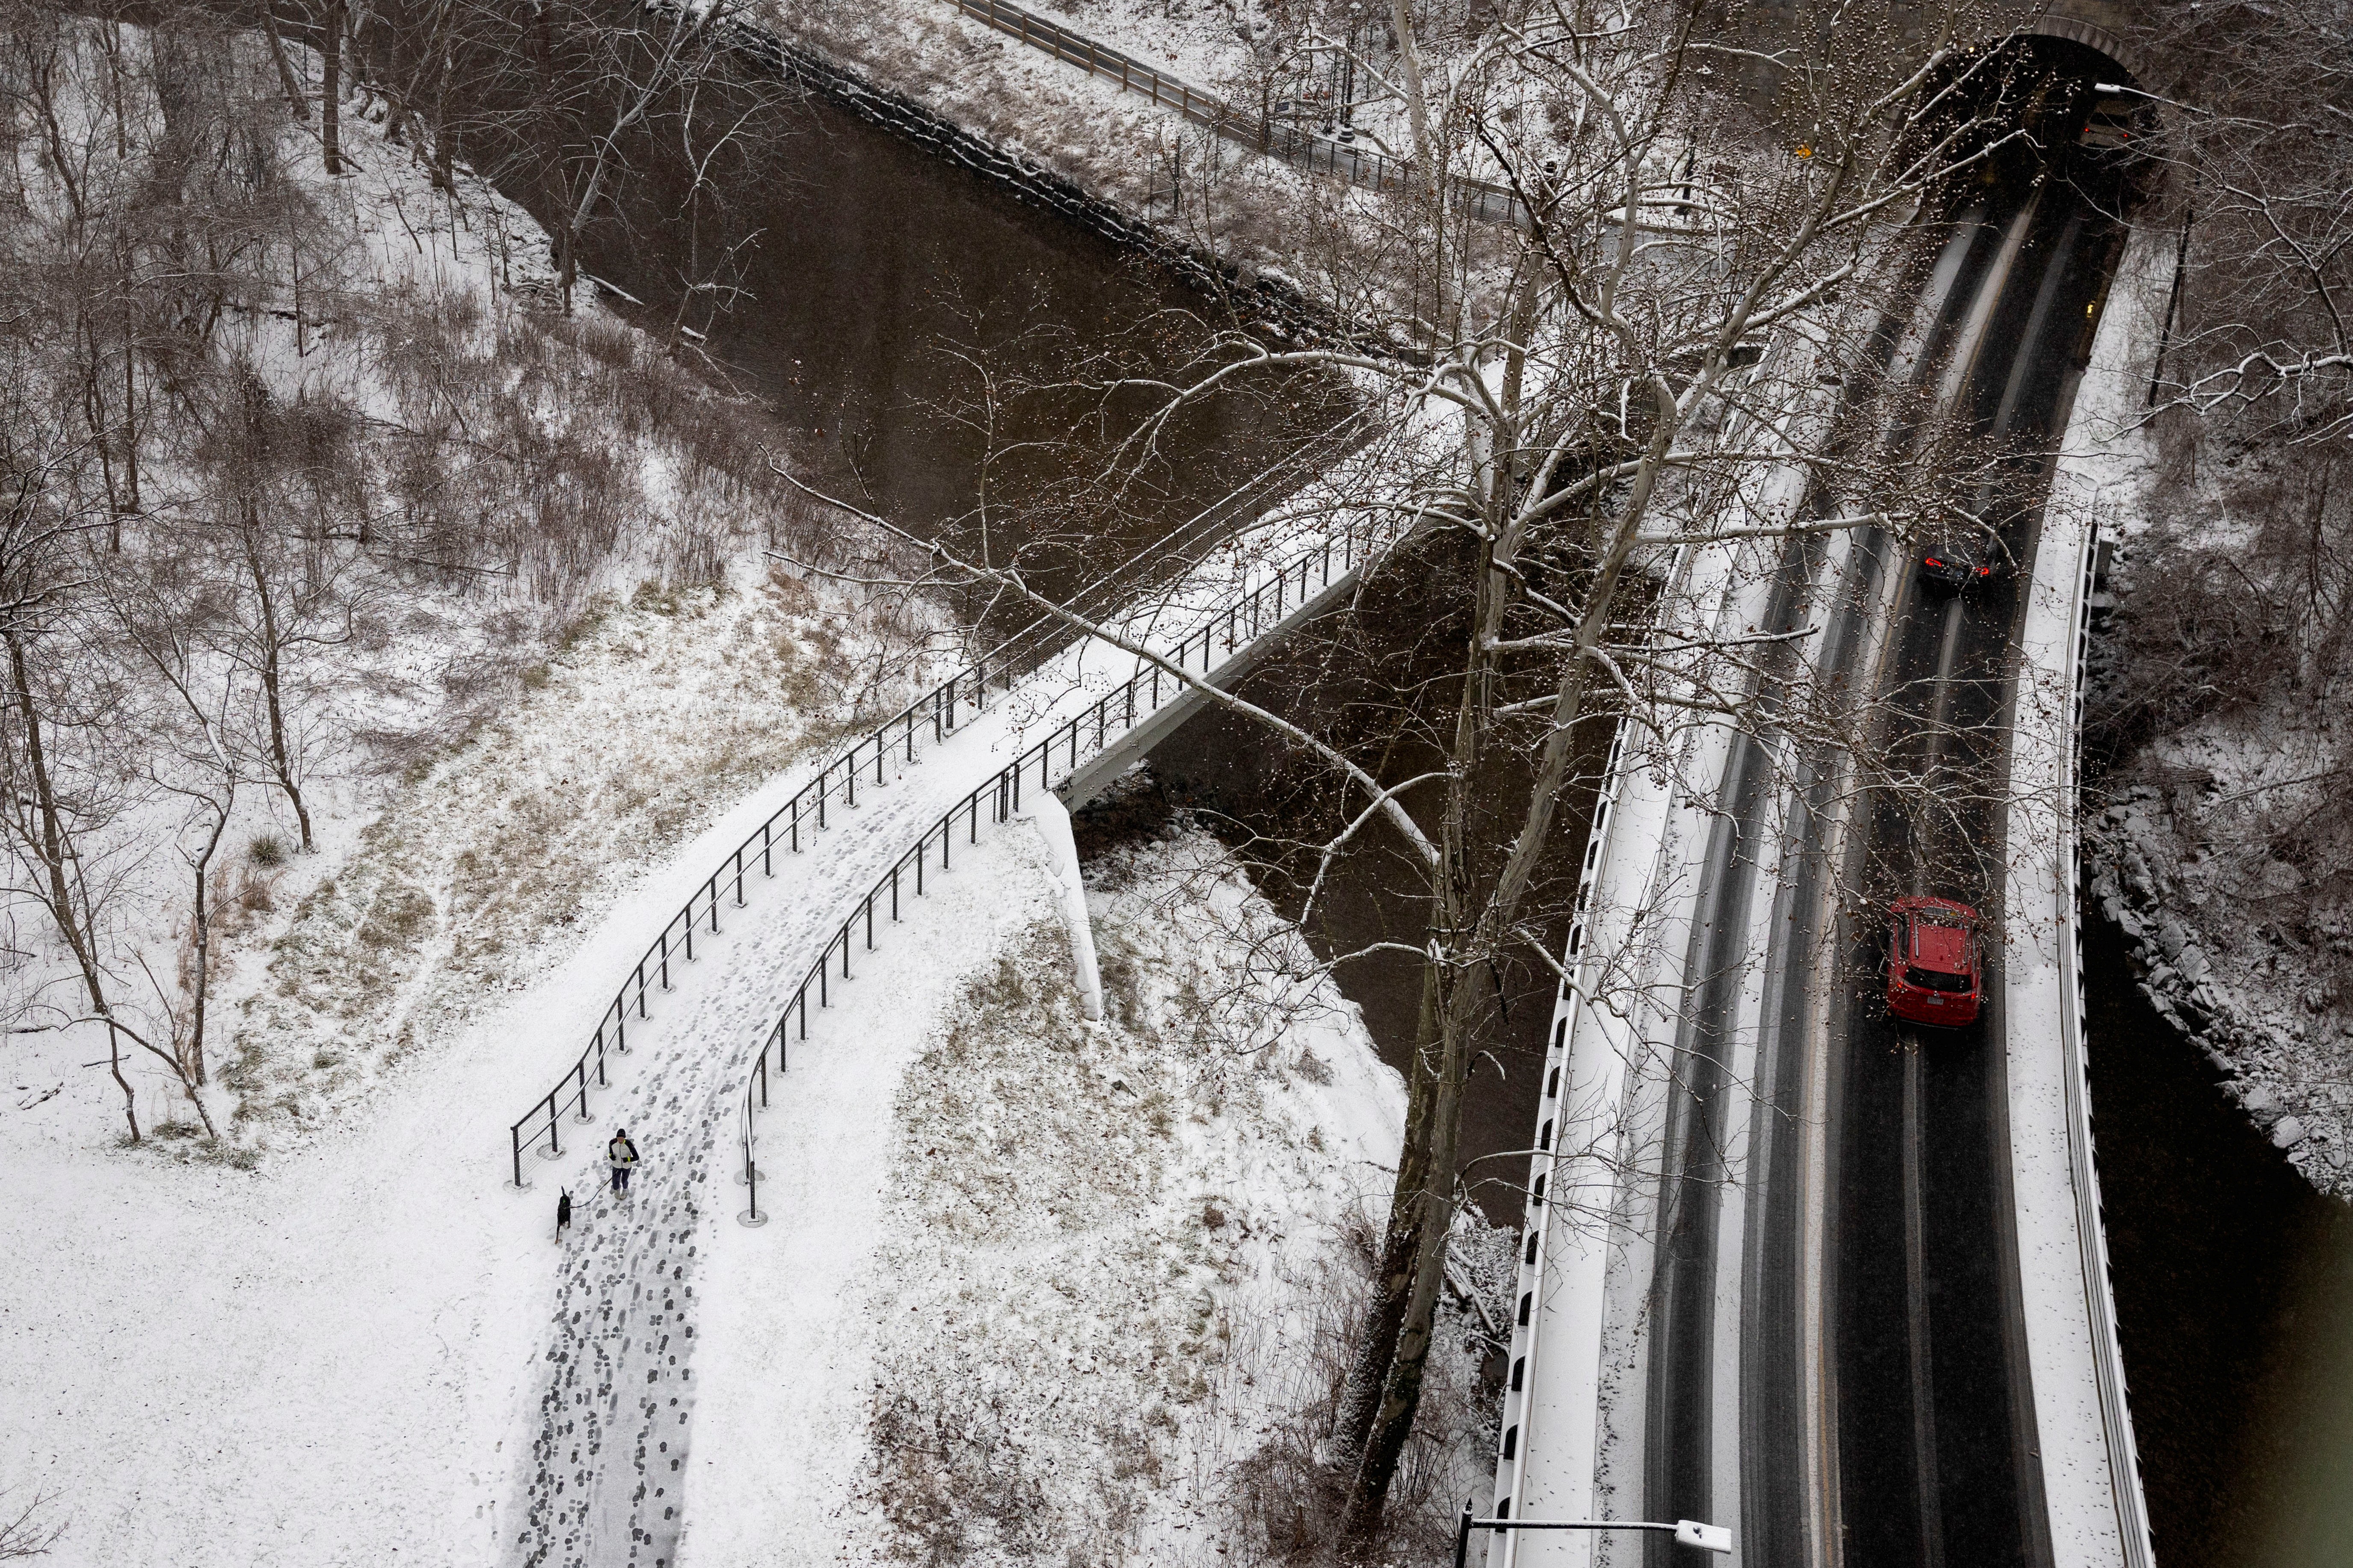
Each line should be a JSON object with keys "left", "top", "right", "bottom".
{"left": 608, "top": 1129, "right": 640, "bottom": 1195}
{"left": 556, "top": 1188, "right": 573, "bottom": 1240}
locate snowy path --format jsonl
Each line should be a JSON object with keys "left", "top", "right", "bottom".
{"left": 511, "top": 670, "right": 1082, "bottom": 1568}
{"left": 506, "top": 510, "right": 1399, "bottom": 1565}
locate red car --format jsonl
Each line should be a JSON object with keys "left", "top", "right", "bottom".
{"left": 1887, "top": 896, "right": 1983, "bottom": 1027}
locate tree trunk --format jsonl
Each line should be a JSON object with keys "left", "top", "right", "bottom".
{"left": 184, "top": 811, "right": 229, "bottom": 1098}
{"left": 6, "top": 630, "right": 135, "bottom": 1140}
{"left": 1342, "top": 956, "right": 1478, "bottom": 1541}
{"left": 107, "top": 1020, "right": 137, "bottom": 1143}
{"left": 246, "top": 532, "right": 314, "bottom": 851}
{"left": 1330, "top": 947, "right": 1446, "bottom": 1464}
{"left": 118, "top": 286, "right": 139, "bottom": 526}
{"left": 429, "top": 9, "right": 453, "bottom": 192}
{"left": 321, "top": 0, "right": 344, "bottom": 175}
{"left": 262, "top": 5, "right": 309, "bottom": 120}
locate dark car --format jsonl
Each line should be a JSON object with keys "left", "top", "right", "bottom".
{"left": 1887, "top": 896, "right": 1983, "bottom": 1027}
{"left": 1919, "top": 535, "right": 1995, "bottom": 593}
{"left": 2080, "top": 92, "right": 2138, "bottom": 149}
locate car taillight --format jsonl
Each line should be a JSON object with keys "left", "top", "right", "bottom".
{"left": 1977, "top": 565, "right": 1991, "bottom": 577}
{"left": 1925, "top": 557, "right": 1943, "bottom": 568}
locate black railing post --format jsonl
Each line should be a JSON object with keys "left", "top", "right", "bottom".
{"left": 742, "top": 1133, "right": 763, "bottom": 1227}
{"left": 546, "top": 1093, "right": 562, "bottom": 1158}
{"left": 512, "top": 1124, "right": 525, "bottom": 1189}
{"left": 659, "top": 932, "right": 672, "bottom": 991}
{"left": 892, "top": 864, "right": 901, "bottom": 921}
{"left": 574, "top": 1059, "right": 591, "bottom": 1122}
{"left": 636, "top": 962, "right": 648, "bottom": 1018}
{"left": 763, "top": 821, "right": 773, "bottom": 877}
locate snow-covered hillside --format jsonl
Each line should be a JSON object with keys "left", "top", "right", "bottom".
{"left": 0, "top": 17, "right": 1470, "bottom": 1565}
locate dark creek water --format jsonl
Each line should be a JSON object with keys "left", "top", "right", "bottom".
{"left": 2085, "top": 908, "right": 2353, "bottom": 1568}
{"left": 563, "top": 69, "right": 1340, "bottom": 612}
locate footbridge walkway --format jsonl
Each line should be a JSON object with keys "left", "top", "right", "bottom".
{"left": 501, "top": 450, "right": 1416, "bottom": 1565}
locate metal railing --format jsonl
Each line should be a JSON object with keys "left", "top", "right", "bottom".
{"left": 733, "top": 508, "right": 1408, "bottom": 1218}
{"left": 505, "top": 427, "right": 1375, "bottom": 1186}
{"left": 505, "top": 659, "right": 1001, "bottom": 1186}
{"left": 504, "top": 410, "right": 1359, "bottom": 1185}
{"left": 942, "top": 0, "right": 1527, "bottom": 228}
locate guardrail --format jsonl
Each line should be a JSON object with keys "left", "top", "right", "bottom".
{"left": 732, "top": 507, "right": 1408, "bottom": 1218}
{"left": 504, "top": 417, "right": 1356, "bottom": 1188}
{"left": 2057, "top": 513, "right": 2157, "bottom": 1568}
{"left": 942, "top": 0, "right": 1528, "bottom": 228}
{"left": 505, "top": 660, "right": 1001, "bottom": 1187}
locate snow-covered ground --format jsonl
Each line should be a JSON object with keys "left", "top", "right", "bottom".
{"left": 0, "top": 17, "right": 1497, "bottom": 1564}
{"left": 0, "top": 532, "right": 1436, "bottom": 1566}
{"left": 0, "top": 556, "right": 911, "bottom": 1562}
{"left": 689, "top": 825, "right": 1423, "bottom": 1565}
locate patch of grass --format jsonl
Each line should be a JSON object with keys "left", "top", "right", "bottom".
{"left": 248, "top": 831, "right": 288, "bottom": 869}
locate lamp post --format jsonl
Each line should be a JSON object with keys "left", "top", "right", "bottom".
{"left": 1341, "top": 2, "right": 1363, "bottom": 125}
{"left": 1452, "top": 1505, "right": 1734, "bottom": 1568}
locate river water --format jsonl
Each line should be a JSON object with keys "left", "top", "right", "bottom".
{"left": 2085, "top": 909, "right": 2353, "bottom": 1568}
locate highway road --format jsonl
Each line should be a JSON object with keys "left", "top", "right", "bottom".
{"left": 1631, "top": 74, "right": 2140, "bottom": 1568}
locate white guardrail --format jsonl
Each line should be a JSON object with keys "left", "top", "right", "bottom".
{"left": 2003, "top": 486, "right": 2155, "bottom": 1567}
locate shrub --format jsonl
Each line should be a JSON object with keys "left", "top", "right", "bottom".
{"left": 249, "top": 832, "right": 288, "bottom": 869}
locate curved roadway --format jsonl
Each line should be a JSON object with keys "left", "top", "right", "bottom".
{"left": 1633, "top": 127, "right": 2137, "bottom": 1568}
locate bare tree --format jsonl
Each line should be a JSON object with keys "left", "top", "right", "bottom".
{"left": 0, "top": 1488, "right": 62, "bottom": 1560}
{"left": 779, "top": 0, "right": 2043, "bottom": 1536}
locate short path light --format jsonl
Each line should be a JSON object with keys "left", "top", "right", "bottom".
{"left": 1453, "top": 1503, "right": 1734, "bottom": 1568}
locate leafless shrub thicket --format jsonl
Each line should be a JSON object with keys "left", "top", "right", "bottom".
{"left": 0, "top": 6, "right": 852, "bottom": 1146}
{"left": 0, "top": 1487, "right": 62, "bottom": 1560}
{"left": 2091, "top": 0, "right": 2353, "bottom": 988}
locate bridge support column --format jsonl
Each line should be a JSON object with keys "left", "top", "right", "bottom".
{"left": 1026, "top": 792, "right": 1105, "bottom": 1022}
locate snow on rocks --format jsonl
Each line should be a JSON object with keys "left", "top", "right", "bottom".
{"left": 2091, "top": 789, "right": 2353, "bottom": 1185}
{"left": 2055, "top": 203, "right": 2353, "bottom": 1194}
